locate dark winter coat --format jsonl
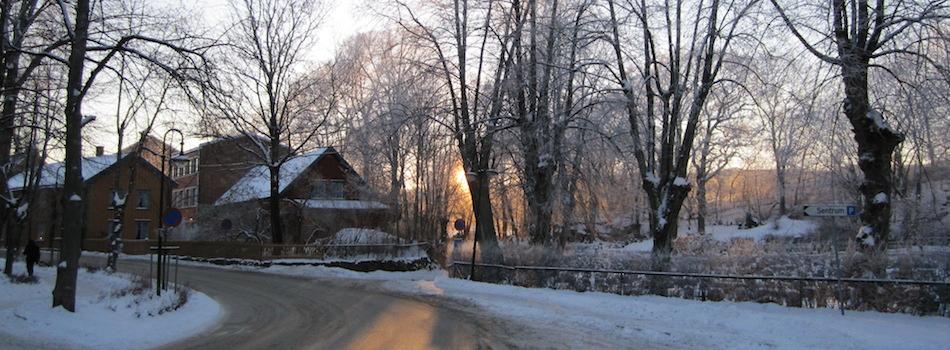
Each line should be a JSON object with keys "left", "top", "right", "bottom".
{"left": 24, "top": 240, "right": 40, "bottom": 263}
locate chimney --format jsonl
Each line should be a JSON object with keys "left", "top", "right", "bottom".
{"left": 95, "top": 146, "right": 104, "bottom": 156}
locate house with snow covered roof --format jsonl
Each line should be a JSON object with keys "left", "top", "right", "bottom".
{"left": 168, "top": 135, "right": 388, "bottom": 243}
{"left": 6, "top": 147, "right": 175, "bottom": 243}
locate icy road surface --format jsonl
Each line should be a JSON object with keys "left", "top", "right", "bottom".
{"left": 111, "top": 261, "right": 498, "bottom": 349}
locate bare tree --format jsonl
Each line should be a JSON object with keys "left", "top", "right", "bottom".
{"left": 606, "top": 0, "right": 762, "bottom": 268}
{"left": 692, "top": 85, "right": 749, "bottom": 233}
{"left": 0, "top": 0, "right": 66, "bottom": 275}
{"left": 753, "top": 56, "right": 821, "bottom": 217}
{"left": 51, "top": 0, "right": 210, "bottom": 311}
{"left": 105, "top": 69, "right": 173, "bottom": 271}
{"left": 385, "top": 0, "right": 529, "bottom": 264}
{"left": 199, "top": 0, "right": 334, "bottom": 245}
{"left": 769, "top": 0, "right": 949, "bottom": 254}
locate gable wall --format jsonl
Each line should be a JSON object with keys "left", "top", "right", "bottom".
{"left": 197, "top": 138, "right": 262, "bottom": 206}
{"left": 283, "top": 154, "right": 359, "bottom": 200}
{"left": 83, "top": 157, "right": 172, "bottom": 240}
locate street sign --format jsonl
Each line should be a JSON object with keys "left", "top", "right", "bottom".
{"left": 803, "top": 204, "right": 858, "bottom": 217}
{"left": 454, "top": 218, "right": 466, "bottom": 231}
{"left": 162, "top": 208, "right": 183, "bottom": 227}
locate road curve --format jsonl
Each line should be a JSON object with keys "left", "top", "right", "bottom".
{"left": 112, "top": 260, "right": 500, "bottom": 350}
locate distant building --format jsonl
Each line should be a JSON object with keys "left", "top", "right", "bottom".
{"left": 169, "top": 135, "right": 388, "bottom": 243}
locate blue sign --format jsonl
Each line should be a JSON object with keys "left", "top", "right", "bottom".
{"left": 847, "top": 206, "right": 857, "bottom": 216}
{"left": 454, "top": 218, "right": 466, "bottom": 231}
{"left": 162, "top": 208, "right": 183, "bottom": 227}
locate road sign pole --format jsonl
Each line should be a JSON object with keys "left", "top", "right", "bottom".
{"left": 803, "top": 204, "right": 856, "bottom": 315}
{"left": 832, "top": 229, "right": 845, "bottom": 316}
{"left": 156, "top": 231, "right": 163, "bottom": 296}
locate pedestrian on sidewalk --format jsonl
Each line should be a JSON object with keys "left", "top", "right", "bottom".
{"left": 24, "top": 239, "right": 40, "bottom": 277}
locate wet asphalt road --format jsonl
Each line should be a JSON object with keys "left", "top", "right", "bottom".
{"left": 109, "top": 260, "right": 499, "bottom": 350}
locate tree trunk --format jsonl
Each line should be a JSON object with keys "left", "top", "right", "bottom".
{"left": 269, "top": 166, "right": 283, "bottom": 244}
{"left": 1, "top": 19, "right": 22, "bottom": 276}
{"left": 648, "top": 183, "right": 691, "bottom": 271}
{"left": 106, "top": 134, "right": 124, "bottom": 272}
{"left": 647, "top": 182, "right": 690, "bottom": 295}
{"left": 776, "top": 164, "right": 787, "bottom": 216}
{"left": 53, "top": 0, "right": 91, "bottom": 312}
{"left": 469, "top": 173, "right": 500, "bottom": 265}
{"left": 696, "top": 177, "right": 707, "bottom": 235}
{"left": 841, "top": 62, "right": 902, "bottom": 254}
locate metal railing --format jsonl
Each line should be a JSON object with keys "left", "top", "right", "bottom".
{"left": 450, "top": 261, "right": 950, "bottom": 286}
{"left": 262, "top": 242, "right": 430, "bottom": 261}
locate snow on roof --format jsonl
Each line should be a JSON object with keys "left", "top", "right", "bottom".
{"left": 214, "top": 148, "right": 328, "bottom": 205}
{"left": 298, "top": 199, "right": 388, "bottom": 210}
{"left": 7, "top": 154, "right": 119, "bottom": 191}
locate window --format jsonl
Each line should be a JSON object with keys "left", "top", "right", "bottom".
{"left": 173, "top": 157, "right": 199, "bottom": 179}
{"left": 311, "top": 180, "right": 345, "bottom": 199}
{"left": 135, "top": 220, "right": 150, "bottom": 240}
{"left": 172, "top": 186, "right": 198, "bottom": 208}
{"left": 137, "top": 190, "right": 150, "bottom": 209}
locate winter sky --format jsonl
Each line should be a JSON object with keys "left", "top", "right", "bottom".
{"left": 82, "top": 0, "right": 380, "bottom": 155}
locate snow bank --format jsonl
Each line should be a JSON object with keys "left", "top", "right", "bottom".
{"left": 698, "top": 216, "right": 817, "bottom": 241}
{"left": 0, "top": 261, "right": 221, "bottom": 350}
{"left": 388, "top": 275, "right": 950, "bottom": 350}
{"left": 620, "top": 216, "right": 817, "bottom": 251}
{"left": 324, "top": 228, "right": 429, "bottom": 262}
{"left": 330, "top": 228, "right": 400, "bottom": 244}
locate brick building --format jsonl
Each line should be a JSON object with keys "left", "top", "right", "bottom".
{"left": 7, "top": 149, "right": 175, "bottom": 242}
{"left": 169, "top": 135, "right": 388, "bottom": 243}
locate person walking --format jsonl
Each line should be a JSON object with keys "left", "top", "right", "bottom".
{"left": 24, "top": 239, "right": 40, "bottom": 277}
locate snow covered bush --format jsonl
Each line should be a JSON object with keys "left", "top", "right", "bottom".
{"left": 329, "top": 228, "right": 402, "bottom": 244}
{"left": 99, "top": 274, "right": 191, "bottom": 318}
{"left": 314, "top": 228, "right": 429, "bottom": 263}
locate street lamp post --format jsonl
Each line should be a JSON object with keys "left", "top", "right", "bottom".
{"left": 155, "top": 128, "right": 187, "bottom": 295}
{"left": 465, "top": 168, "right": 498, "bottom": 281}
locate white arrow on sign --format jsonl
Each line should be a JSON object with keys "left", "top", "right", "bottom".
{"left": 803, "top": 204, "right": 859, "bottom": 217}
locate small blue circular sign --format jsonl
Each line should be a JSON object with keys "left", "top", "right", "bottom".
{"left": 454, "top": 218, "right": 466, "bottom": 231}
{"left": 163, "top": 208, "right": 183, "bottom": 227}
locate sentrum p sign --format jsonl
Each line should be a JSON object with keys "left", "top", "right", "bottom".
{"left": 803, "top": 204, "right": 858, "bottom": 217}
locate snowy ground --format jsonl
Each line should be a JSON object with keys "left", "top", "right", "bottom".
{"left": 0, "top": 260, "right": 221, "bottom": 350}
{"left": 242, "top": 263, "right": 950, "bottom": 350}
{"left": 622, "top": 216, "right": 817, "bottom": 252}
{"left": 7, "top": 253, "right": 947, "bottom": 349}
